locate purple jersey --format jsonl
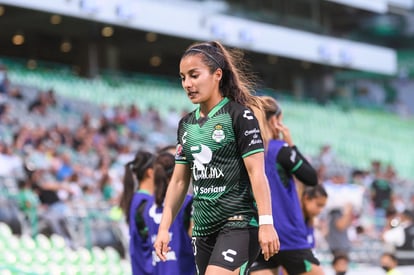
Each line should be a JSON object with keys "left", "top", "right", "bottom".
{"left": 265, "top": 140, "right": 311, "bottom": 250}
{"left": 129, "top": 191, "right": 153, "bottom": 275}
{"left": 147, "top": 195, "right": 196, "bottom": 275}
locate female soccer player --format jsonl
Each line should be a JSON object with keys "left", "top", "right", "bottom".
{"left": 119, "top": 150, "right": 155, "bottom": 275}
{"left": 249, "top": 96, "right": 324, "bottom": 275}
{"left": 120, "top": 150, "right": 195, "bottom": 275}
{"left": 146, "top": 151, "right": 195, "bottom": 275}
{"left": 154, "top": 41, "right": 280, "bottom": 275}
{"left": 302, "top": 185, "right": 328, "bottom": 249}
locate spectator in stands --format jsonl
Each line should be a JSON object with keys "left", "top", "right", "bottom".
{"left": 318, "top": 144, "right": 336, "bottom": 167}
{"left": 380, "top": 253, "right": 402, "bottom": 275}
{"left": 0, "top": 63, "right": 22, "bottom": 99}
{"left": 0, "top": 141, "right": 23, "bottom": 177}
{"left": 323, "top": 168, "right": 364, "bottom": 258}
{"left": 371, "top": 163, "right": 394, "bottom": 234}
{"left": 323, "top": 171, "right": 355, "bottom": 258}
{"left": 0, "top": 101, "right": 15, "bottom": 126}
{"left": 16, "top": 178, "right": 40, "bottom": 236}
{"left": 249, "top": 96, "right": 324, "bottom": 275}
{"left": 54, "top": 151, "right": 74, "bottom": 182}
{"left": 28, "top": 91, "right": 51, "bottom": 115}
{"left": 331, "top": 253, "right": 349, "bottom": 275}
{"left": 98, "top": 171, "right": 118, "bottom": 205}
{"left": 326, "top": 204, "right": 353, "bottom": 260}
{"left": 0, "top": 63, "right": 10, "bottom": 94}
{"left": 29, "top": 169, "right": 73, "bottom": 245}
{"left": 46, "top": 88, "right": 57, "bottom": 107}
{"left": 325, "top": 202, "right": 354, "bottom": 258}
{"left": 382, "top": 210, "right": 414, "bottom": 266}
{"left": 125, "top": 104, "right": 142, "bottom": 137}
{"left": 154, "top": 41, "right": 279, "bottom": 275}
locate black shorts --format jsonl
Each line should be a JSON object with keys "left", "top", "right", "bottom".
{"left": 192, "top": 226, "right": 260, "bottom": 275}
{"left": 249, "top": 249, "right": 320, "bottom": 275}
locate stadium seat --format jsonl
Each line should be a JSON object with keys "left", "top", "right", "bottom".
{"left": 50, "top": 233, "right": 66, "bottom": 250}
{"left": 35, "top": 233, "right": 52, "bottom": 251}
{"left": 104, "top": 246, "right": 121, "bottom": 263}
{"left": 0, "top": 222, "right": 12, "bottom": 240}
{"left": 19, "top": 234, "right": 36, "bottom": 251}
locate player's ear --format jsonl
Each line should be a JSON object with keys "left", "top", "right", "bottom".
{"left": 214, "top": 68, "right": 223, "bottom": 82}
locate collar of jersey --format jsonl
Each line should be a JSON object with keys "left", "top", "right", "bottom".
{"left": 137, "top": 189, "right": 151, "bottom": 195}
{"left": 196, "top": 97, "right": 229, "bottom": 120}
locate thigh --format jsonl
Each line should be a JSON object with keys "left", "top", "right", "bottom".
{"left": 249, "top": 251, "right": 282, "bottom": 273}
{"left": 279, "top": 249, "right": 321, "bottom": 275}
{"left": 209, "top": 227, "right": 260, "bottom": 275}
{"left": 193, "top": 233, "right": 218, "bottom": 275}
{"left": 249, "top": 249, "right": 320, "bottom": 275}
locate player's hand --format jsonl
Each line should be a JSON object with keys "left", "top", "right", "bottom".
{"left": 258, "top": 224, "right": 280, "bottom": 261}
{"left": 274, "top": 122, "right": 293, "bottom": 147}
{"left": 153, "top": 229, "right": 171, "bottom": 262}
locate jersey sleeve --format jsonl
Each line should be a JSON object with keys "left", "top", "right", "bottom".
{"left": 233, "top": 107, "right": 264, "bottom": 158}
{"left": 174, "top": 117, "right": 189, "bottom": 164}
{"left": 277, "top": 145, "right": 318, "bottom": 186}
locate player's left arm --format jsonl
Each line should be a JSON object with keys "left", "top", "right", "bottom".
{"left": 235, "top": 106, "right": 280, "bottom": 260}
{"left": 244, "top": 152, "right": 280, "bottom": 260}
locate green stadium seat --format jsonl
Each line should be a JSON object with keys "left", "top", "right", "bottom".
{"left": 77, "top": 247, "right": 93, "bottom": 264}
{"left": 0, "top": 270, "right": 12, "bottom": 275}
{"left": 2, "top": 250, "right": 17, "bottom": 265}
{"left": 64, "top": 248, "right": 80, "bottom": 264}
{"left": 0, "top": 222, "right": 12, "bottom": 240}
{"left": 35, "top": 234, "right": 52, "bottom": 251}
{"left": 32, "top": 250, "right": 49, "bottom": 265}
{"left": 50, "top": 234, "right": 66, "bottom": 250}
{"left": 17, "top": 250, "right": 33, "bottom": 265}
{"left": 7, "top": 235, "right": 20, "bottom": 251}
{"left": 20, "top": 234, "right": 36, "bottom": 251}
{"left": 91, "top": 246, "right": 108, "bottom": 264}
{"left": 104, "top": 246, "right": 121, "bottom": 263}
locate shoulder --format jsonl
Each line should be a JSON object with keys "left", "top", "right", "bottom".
{"left": 269, "top": 139, "right": 288, "bottom": 146}
{"left": 268, "top": 139, "right": 289, "bottom": 152}
{"left": 132, "top": 192, "right": 152, "bottom": 203}
{"left": 179, "top": 109, "right": 196, "bottom": 124}
{"left": 224, "top": 101, "right": 256, "bottom": 124}
{"left": 226, "top": 100, "right": 250, "bottom": 113}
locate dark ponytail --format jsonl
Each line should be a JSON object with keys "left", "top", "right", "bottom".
{"left": 153, "top": 152, "right": 175, "bottom": 207}
{"left": 119, "top": 150, "right": 154, "bottom": 224}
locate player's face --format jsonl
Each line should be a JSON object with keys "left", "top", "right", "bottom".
{"left": 179, "top": 54, "right": 222, "bottom": 106}
{"left": 304, "top": 196, "right": 327, "bottom": 217}
{"left": 268, "top": 114, "right": 283, "bottom": 139}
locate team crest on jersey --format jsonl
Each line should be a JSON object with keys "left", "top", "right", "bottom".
{"left": 212, "top": 124, "right": 225, "bottom": 143}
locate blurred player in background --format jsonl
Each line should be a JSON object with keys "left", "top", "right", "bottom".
{"left": 119, "top": 150, "right": 155, "bottom": 275}
{"left": 146, "top": 151, "right": 195, "bottom": 275}
{"left": 249, "top": 96, "right": 324, "bottom": 275}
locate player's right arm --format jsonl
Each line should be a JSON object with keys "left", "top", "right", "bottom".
{"left": 154, "top": 163, "right": 191, "bottom": 261}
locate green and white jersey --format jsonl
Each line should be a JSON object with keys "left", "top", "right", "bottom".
{"left": 175, "top": 97, "right": 264, "bottom": 236}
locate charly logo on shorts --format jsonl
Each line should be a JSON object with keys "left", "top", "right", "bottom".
{"left": 222, "top": 249, "right": 237, "bottom": 262}
{"left": 212, "top": 124, "right": 225, "bottom": 142}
